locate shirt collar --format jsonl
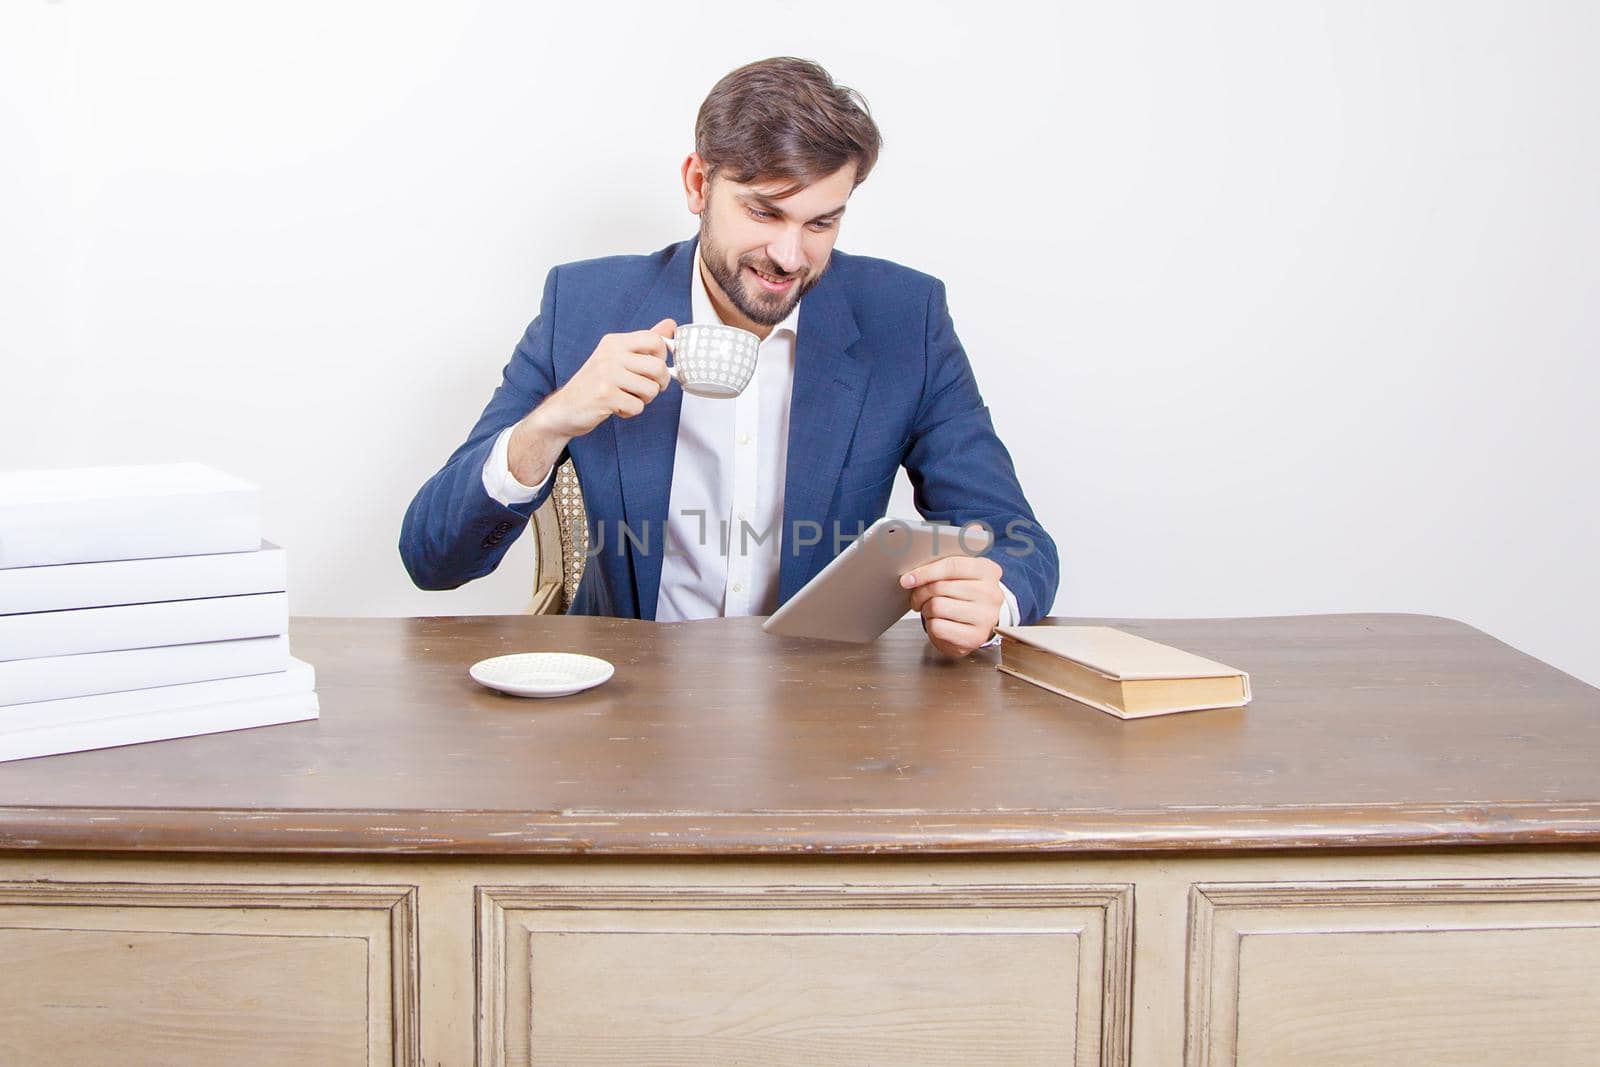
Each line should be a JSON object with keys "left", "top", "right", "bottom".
{"left": 692, "top": 244, "right": 802, "bottom": 338}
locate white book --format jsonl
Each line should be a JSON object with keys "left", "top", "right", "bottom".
{"left": 0, "top": 462, "right": 260, "bottom": 569}
{"left": 0, "top": 635, "right": 290, "bottom": 706}
{"left": 0, "top": 542, "right": 287, "bottom": 615}
{"left": 0, "top": 690, "right": 319, "bottom": 763}
{"left": 0, "top": 657, "right": 315, "bottom": 732}
{"left": 0, "top": 592, "right": 287, "bottom": 662}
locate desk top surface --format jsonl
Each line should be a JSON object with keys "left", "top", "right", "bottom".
{"left": 2, "top": 612, "right": 1598, "bottom": 856}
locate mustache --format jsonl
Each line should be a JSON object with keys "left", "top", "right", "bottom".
{"left": 741, "top": 257, "right": 801, "bottom": 281}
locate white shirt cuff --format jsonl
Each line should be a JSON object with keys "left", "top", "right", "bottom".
{"left": 997, "top": 582, "right": 1020, "bottom": 629}
{"left": 482, "top": 425, "right": 553, "bottom": 507}
{"left": 980, "top": 582, "right": 1021, "bottom": 649}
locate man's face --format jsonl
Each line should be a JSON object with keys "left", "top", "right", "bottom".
{"left": 692, "top": 161, "right": 856, "bottom": 328}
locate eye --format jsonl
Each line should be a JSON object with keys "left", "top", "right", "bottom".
{"left": 748, "top": 208, "right": 774, "bottom": 221}
{"left": 809, "top": 219, "right": 838, "bottom": 232}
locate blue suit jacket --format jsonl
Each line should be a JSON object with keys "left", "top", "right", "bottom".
{"left": 400, "top": 237, "right": 1059, "bottom": 623}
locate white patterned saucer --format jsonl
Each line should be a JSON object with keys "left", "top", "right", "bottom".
{"left": 469, "top": 653, "right": 615, "bottom": 698}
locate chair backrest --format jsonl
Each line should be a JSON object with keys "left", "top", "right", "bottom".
{"left": 527, "top": 460, "right": 588, "bottom": 614}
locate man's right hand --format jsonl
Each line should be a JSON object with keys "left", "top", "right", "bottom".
{"left": 506, "top": 318, "right": 676, "bottom": 486}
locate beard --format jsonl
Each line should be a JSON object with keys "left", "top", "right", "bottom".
{"left": 698, "top": 217, "right": 826, "bottom": 327}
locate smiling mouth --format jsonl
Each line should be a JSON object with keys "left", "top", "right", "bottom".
{"left": 747, "top": 265, "right": 797, "bottom": 293}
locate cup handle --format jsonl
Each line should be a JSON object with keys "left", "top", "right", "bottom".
{"left": 661, "top": 336, "right": 679, "bottom": 382}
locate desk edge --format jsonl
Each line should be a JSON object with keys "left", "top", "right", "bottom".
{"left": 4, "top": 801, "right": 1600, "bottom": 855}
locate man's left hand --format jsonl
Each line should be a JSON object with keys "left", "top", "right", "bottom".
{"left": 900, "top": 555, "right": 1005, "bottom": 659}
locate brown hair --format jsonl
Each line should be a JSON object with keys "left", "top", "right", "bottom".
{"left": 695, "top": 57, "right": 882, "bottom": 197}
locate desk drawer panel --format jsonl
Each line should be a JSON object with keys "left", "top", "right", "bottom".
{"left": 1186, "top": 878, "right": 1600, "bottom": 1067}
{"left": 478, "top": 883, "right": 1133, "bottom": 1067}
{"left": 0, "top": 881, "right": 419, "bottom": 1067}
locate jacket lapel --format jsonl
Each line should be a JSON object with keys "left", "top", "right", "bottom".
{"left": 612, "top": 238, "right": 695, "bottom": 620}
{"left": 779, "top": 267, "right": 867, "bottom": 602}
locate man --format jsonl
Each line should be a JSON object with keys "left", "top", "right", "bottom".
{"left": 400, "top": 57, "right": 1057, "bottom": 658}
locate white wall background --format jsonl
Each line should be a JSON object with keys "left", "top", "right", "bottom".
{"left": 2, "top": 0, "right": 1596, "bottom": 685}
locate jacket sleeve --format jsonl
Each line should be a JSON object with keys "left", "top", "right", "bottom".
{"left": 903, "top": 279, "right": 1060, "bottom": 624}
{"left": 399, "top": 267, "right": 568, "bottom": 590}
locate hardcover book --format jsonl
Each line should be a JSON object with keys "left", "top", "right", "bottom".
{"left": 0, "top": 462, "right": 259, "bottom": 569}
{"left": 0, "top": 635, "right": 290, "bottom": 705}
{"left": 0, "top": 656, "right": 315, "bottom": 731}
{"left": 0, "top": 592, "right": 288, "bottom": 662}
{"left": 0, "top": 542, "right": 286, "bottom": 615}
{"left": 997, "top": 625, "right": 1251, "bottom": 718}
{"left": 0, "top": 691, "right": 319, "bottom": 763}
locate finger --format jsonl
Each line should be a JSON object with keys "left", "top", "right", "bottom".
{"left": 900, "top": 553, "right": 1002, "bottom": 589}
{"left": 902, "top": 556, "right": 985, "bottom": 588}
{"left": 907, "top": 578, "right": 1001, "bottom": 607}
{"left": 909, "top": 581, "right": 1001, "bottom": 614}
{"left": 615, "top": 372, "right": 662, "bottom": 403}
{"left": 908, "top": 580, "right": 954, "bottom": 612}
{"left": 623, "top": 330, "right": 672, "bottom": 358}
{"left": 612, "top": 393, "right": 645, "bottom": 418}
{"left": 918, "top": 595, "right": 993, "bottom": 629}
{"left": 925, "top": 616, "right": 983, "bottom": 658}
{"left": 649, "top": 317, "right": 677, "bottom": 338}
{"left": 623, "top": 353, "right": 672, "bottom": 388}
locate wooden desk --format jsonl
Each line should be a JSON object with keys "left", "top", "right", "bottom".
{"left": 2, "top": 613, "right": 1597, "bottom": 1065}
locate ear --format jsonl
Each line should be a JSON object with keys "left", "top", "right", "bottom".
{"left": 682, "top": 153, "right": 711, "bottom": 215}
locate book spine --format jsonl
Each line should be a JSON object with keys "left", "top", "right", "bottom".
{"left": 0, "top": 690, "right": 320, "bottom": 764}
{"left": 0, "top": 487, "right": 260, "bottom": 569}
{"left": 0, "top": 657, "right": 314, "bottom": 731}
{"left": 0, "top": 635, "right": 290, "bottom": 706}
{"left": 996, "top": 663, "right": 1134, "bottom": 718}
{"left": 0, "top": 543, "right": 287, "bottom": 615}
{"left": 0, "top": 592, "right": 288, "bottom": 662}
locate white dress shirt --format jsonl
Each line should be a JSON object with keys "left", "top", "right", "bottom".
{"left": 482, "top": 248, "right": 1018, "bottom": 630}
{"left": 654, "top": 248, "right": 796, "bottom": 619}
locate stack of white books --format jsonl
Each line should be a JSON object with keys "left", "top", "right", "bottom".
{"left": 0, "top": 463, "right": 318, "bottom": 762}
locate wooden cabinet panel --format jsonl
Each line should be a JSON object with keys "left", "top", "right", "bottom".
{"left": 0, "top": 882, "right": 419, "bottom": 1066}
{"left": 1186, "top": 879, "right": 1600, "bottom": 1067}
{"left": 478, "top": 883, "right": 1133, "bottom": 1066}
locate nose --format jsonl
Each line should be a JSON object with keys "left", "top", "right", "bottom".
{"left": 767, "top": 226, "right": 806, "bottom": 275}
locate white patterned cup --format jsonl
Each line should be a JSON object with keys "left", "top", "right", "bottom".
{"left": 663, "top": 323, "right": 760, "bottom": 399}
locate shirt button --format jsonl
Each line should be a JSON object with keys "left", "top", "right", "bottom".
{"left": 736, "top": 510, "right": 747, "bottom": 522}
{"left": 738, "top": 433, "right": 752, "bottom": 446}
{"left": 732, "top": 581, "right": 745, "bottom": 594}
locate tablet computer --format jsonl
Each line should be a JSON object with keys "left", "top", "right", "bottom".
{"left": 762, "top": 517, "right": 995, "bottom": 643}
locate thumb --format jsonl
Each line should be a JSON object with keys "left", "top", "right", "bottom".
{"left": 650, "top": 318, "right": 677, "bottom": 338}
